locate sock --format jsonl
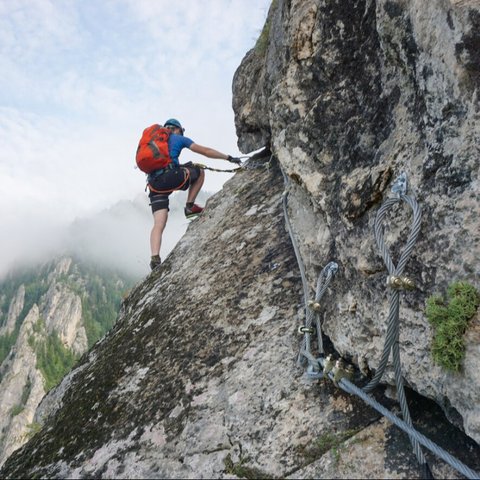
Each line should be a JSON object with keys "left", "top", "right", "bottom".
{"left": 151, "top": 255, "right": 160, "bottom": 262}
{"left": 186, "top": 202, "right": 194, "bottom": 208}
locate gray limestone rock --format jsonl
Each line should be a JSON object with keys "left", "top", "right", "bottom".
{"left": 0, "top": 285, "right": 25, "bottom": 337}
{"left": 233, "top": 0, "right": 480, "bottom": 446}
{"left": 1, "top": 158, "right": 478, "bottom": 479}
{"left": 1, "top": 1, "right": 480, "bottom": 478}
{"left": 0, "top": 306, "right": 46, "bottom": 466}
{"left": 0, "top": 258, "right": 97, "bottom": 467}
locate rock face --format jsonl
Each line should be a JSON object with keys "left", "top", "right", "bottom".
{"left": 0, "top": 259, "right": 88, "bottom": 467}
{"left": 0, "top": 158, "right": 478, "bottom": 479}
{"left": 0, "top": 257, "right": 129, "bottom": 468}
{"left": 1, "top": 0, "right": 480, "bottom": 478}
{"left": 234, "top": 0, "right": 480, "bottom": 444}
{"left": 0, "top": 285, "right": 25, "bottom": 337}
{"left": 0, "top": 304, "right": 50, "bottom": 468}
{"left": 43, "top": 282, "right": 87, "bottom": 355}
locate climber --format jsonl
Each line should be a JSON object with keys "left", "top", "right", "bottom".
{"left": 141, "top": 118, "right": 241, "bottom": 271}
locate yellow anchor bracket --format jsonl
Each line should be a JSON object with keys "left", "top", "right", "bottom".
{"left": 345, "top": 364, "right": 355, "bottom": 382}
{"left": 331, "top": 359, "right": 355, "bottom": 386}
{"left": 387, "top": 275, "right": 415, "bottom": 290}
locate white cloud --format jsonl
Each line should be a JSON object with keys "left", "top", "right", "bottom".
{"left": 0, "top": 0, "right": 271, "bottom": 277}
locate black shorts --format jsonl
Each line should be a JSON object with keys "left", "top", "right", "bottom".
{"left": 149, "top": 163, "right": 201, "bottom": 213}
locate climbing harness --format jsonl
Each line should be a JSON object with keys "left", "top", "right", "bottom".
{"left": 147, "top": 168, "right": 191, "bottom": 194}
{"left": 280, "top": 164, "right": 480, "bottom": 480}
{"left": 146, "top": 151, "right": 270, "bottom": 196}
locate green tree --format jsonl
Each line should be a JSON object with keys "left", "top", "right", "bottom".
{"left": 35, "top": 333, "right": 78, "bottom": 392}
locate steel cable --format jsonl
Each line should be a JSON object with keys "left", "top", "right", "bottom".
{"left": 336, "top": 373, "right": 480, "bottom": 480}
{"left": 280, "top": 166, "right": 338, "bottom": 370}
{"left": 361, "top": 175, "right": 427, "bottom": 467}
{"left": 279, "top": 164, "right": 476, "bottom": 478}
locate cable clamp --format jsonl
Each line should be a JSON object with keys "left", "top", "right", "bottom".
{"left": 387, "top": 275, "right": 415, "bottom": 290}
{"left": 298, "top": 326, "right": 315, "bottom": 334}
{"left": 307, "top": 300, "right": 322, "bottom": 312}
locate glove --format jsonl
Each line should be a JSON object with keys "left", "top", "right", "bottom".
{"left": 227, "top": 155, "right": 242, "bottom": 165}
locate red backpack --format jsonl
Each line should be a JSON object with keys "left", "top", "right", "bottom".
{"left": 136, "top": 124, "right": 172, "bottom": 173}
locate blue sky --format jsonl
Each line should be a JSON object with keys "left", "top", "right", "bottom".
{"left": 0, "top": 0, "right": 271, "bottom": 275}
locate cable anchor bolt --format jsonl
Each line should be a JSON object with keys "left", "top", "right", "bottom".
{"left": 325, "top": 261, "right": 339, "bottom": 275}
{"left": 387, "top": 275, "right": 415, "bottom": 290}
{"left": 298, "top": 326, "right": 315, "bottom": 334}
{"left": 391, "top": 172, "right": 408, "bottom": 197}
{"left": 308, "top": 300, "right": 322, "bottom": 312}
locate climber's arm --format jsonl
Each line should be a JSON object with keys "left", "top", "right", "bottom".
{"left": 189, "top": 143, "right": 229, "bottom": 160}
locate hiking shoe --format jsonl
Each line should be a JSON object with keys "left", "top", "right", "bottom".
{"left": 184, "top": 203, "right": 204, "bottom": 219}
{"left": 150, "top": 256, "right": 161, "bottom": 271}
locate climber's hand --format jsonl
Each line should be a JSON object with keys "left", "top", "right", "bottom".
{"left": 227, "top": 155, "right": 242, "bottom": 165}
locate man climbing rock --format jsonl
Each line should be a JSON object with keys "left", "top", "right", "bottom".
{"left": 136, "top": 118, "right": 241, "bottom": 271}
